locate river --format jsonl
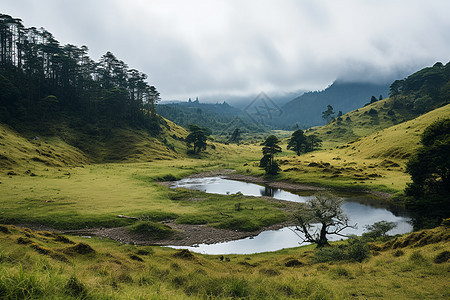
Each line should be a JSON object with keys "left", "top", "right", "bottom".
{"left": 169, "top": 176, "right": 412, "bottom": 254}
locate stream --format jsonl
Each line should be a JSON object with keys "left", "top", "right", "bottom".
{"left": 169, "top": 176, "right": 412, "bottom": 254}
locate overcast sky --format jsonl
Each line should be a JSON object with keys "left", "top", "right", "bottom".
{"left": 2, "top": 0, "right": 450, "bottom": 101}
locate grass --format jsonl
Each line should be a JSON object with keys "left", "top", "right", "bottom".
{"left": 0, "top": 159, "right": 289, "bottom": 230}
{"left": 0, "top": 224, "right": 448, "bottom": 299}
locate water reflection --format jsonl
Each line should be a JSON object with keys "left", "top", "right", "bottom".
{"left": 172, "top": 177, "right": 314, "bottom": 203}
{"left": 170, "top": 176, "right": 412, "bottom": 254}
{"left": 262, "top": 186, "right": 274, "bottom": 197}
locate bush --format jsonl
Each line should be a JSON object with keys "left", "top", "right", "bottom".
{"left": 313, "top": 245, "right": 347, "bottom": 263}
{"left": 347, "top": 236, "right": 370, "bottom": 263}
{"left": 434, "top": 251, "right": 450, "bottom": 264}
{"left": 129, "top": 221, "right": 174, "bottom": 239}
{"left": 160, "top": 174, "right": 177, "bottom": 181}
{"left": 363, "top": 221, "right": 397, "bottom": 241}
{"left": 65, "top": 276, "right": 88, "bottom": 299}
{"left": 314, "top": 237, "right": 369, "bottom": 263}
{"left": 285, "top": 259, "right": 303, "bottom": 267}
{"left": 441, "top": 218, "right": 450, "bottom": 228}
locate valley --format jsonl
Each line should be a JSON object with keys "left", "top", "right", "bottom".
{"left": 0, "top": 9, "right": 449, "bottom": 299}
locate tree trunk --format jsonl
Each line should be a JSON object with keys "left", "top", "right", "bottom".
{"left": 317, "top": 223, "right": 330, "bottom": 248}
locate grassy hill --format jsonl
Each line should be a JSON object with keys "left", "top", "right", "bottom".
{"left": 0, "top": 123, "right": 89, "bottom": 172}
{"left": 234, "top": 102, "right": 450, "bottom": 194}
{"left": 0, "top": 223, "right": 448, "bottom": 299}
{"left": 0, "top": 117, "right": 191, "bottom": 173}
{"left": 308, "top": 96, "right": 438, "bottom": 149}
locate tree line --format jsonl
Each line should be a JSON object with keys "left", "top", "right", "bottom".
{"left": 0, "top": 13, "right": 160, "bottom": 132}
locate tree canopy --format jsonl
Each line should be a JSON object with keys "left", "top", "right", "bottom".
{"left": 389, "top": 61, "right": 450, "bottom": 108}
{"left": 0, "top": 13, "right": 160, "bottom": 132}
{"left": 293, "top": 193, "right": 355, "bottom": 247}
{"left": 287, "top": 129, "right": 307, "bottom": 155}
{"left": 322, "top": 105, "right": 335, "bottom": 123}
{"left": 287, "top": 129, "right": 322, "bottom": 155}
{"left": 405, "top": 118, "right": 450, "bottom": 228}
{"left": 186, "top": 125, "right": 207, "bottom": 154}
{"left": 260, "top": 135, "right": 282, "bottom": 175}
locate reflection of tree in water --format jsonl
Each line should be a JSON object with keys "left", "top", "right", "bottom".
{"left": 261, "top": 186, "right": 276, "bottom": 197}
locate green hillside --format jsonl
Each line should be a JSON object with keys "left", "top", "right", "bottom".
{"left": 0, "top": 123, "right": 89, "bottom": 171}
{"left": 309, "top": 61, "right": 450, "bottom": 148}
{"left": 0, "top": 223, "right": 448, "bottom": 299}
{"left": 0, "top": 117, "right": 189, "bottom": 173}
{"left": 232, "top": 102, "right": 449, "bottom": 194}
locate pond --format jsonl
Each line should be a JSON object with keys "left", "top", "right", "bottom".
{"left": 169, "top": 177, "right": 412, "bottom": 254}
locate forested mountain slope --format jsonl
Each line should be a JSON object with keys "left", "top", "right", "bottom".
{"left": 0, "top": 13, "right": 191, "bottom": 168}
{"left": 156, "top": 100, "right": 262, "bottom": 134}
{"left": 269, "top": 81, "right": 390, "bottom": 129}
{"left": 310, "top": 62, "right": 450, "bottom": 148}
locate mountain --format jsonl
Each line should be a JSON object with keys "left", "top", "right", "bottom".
{"left": 156, "top": 99, "right": 263, "bottom": 134}
{"left": 270, "top": 81, "right": 390, "bottom": 129}
{"left": 309, "top": 61, "right": 450, "bottom": 147}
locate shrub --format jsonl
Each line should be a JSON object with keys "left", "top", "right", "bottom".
{"left": 441, "top": 218, "right": 450, "bottom": 228}
{"left": 64, "top": 243, "right": 95, "bottom": 255}
{"left": 285, "top": 259, "right": 303, "bottom": 267}
{"left": 368, "top": 108, "right": 378, "bottom": 115}
{"left": 347, "top": 237, "right": 370, "bottom": 263}
{"left": 173, "top": 249, "right": 195, "bottom": 260}
{"left": 314, "top": 245, "right": 347, "bottom": 263}
{"left": 160, "top": 174, "right": 177, "bottom": 181}
{"left": 363, "top": 221, "right": 397, "bottom": 240}
{"left": 129, "top": 221, "right": 174, "bottom": 239}
{"left": 65, "top": 276, "right": 88, "bottom": 299}
{"left": 0, "top": 225, "right": 10, "bottom": 234}
{"left": 434, "top": 251, "right": 450, "bottom": 264}
{"left": 136, "top": 248, "right": 153, "bottom": 256}
{"left": 314, "top": 237, "right": 370, "bottom": 263}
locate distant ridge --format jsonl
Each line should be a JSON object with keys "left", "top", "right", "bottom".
{"left": 271, "top": 81, "right": 390, "bottom": 129}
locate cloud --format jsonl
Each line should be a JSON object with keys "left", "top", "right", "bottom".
{"left": 2, "top": 0, "right": 450, "bottom": 100}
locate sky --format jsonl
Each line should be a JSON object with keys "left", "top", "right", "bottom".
{"left": 2, "top": 0, "right": 450, "bottom": 102}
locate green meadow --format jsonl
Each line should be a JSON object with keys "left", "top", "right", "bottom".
{"left": 0, "top": 224, "right": 448, "bottom": 299}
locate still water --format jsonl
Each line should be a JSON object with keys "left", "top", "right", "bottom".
{"left": 170, "top": 177, "right": 412, "bottom": 254}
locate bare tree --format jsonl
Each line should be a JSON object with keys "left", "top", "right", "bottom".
{"left": 293, "top": 193, "right": 356, "bottom": 247}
